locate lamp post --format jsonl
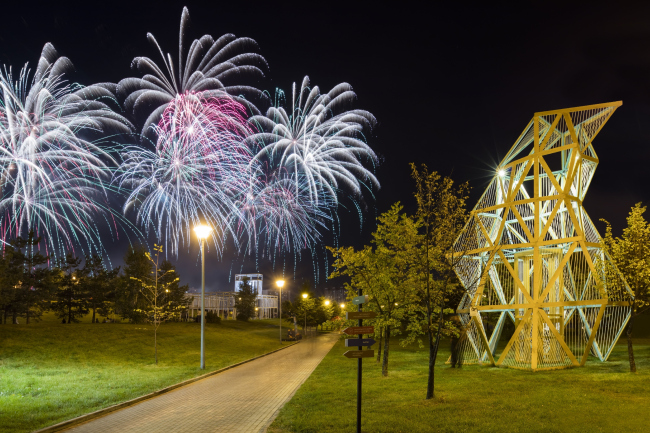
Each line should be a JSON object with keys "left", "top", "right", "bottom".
{"left": 302, "top": 293, "right": 308, "bottom": 336}
{"left": 276, "top": 279, "right": 285, "bottom": 342}
{"left": 194, "top": 224, "right": 212, "bottom": 370}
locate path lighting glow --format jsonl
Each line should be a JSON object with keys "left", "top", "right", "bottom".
{"left": 340, "top": 303, "right": 345, "bottom": 309}
{"left": 194, "top": 224, "right": 212, "bottom": 370}
{"left": 194, "top": 225, "right": 212, "bottom": 240}
{"left": 276, "top": 279, "right": 285, "bottom": 342}
{"left": 324, "top": 300, "right": 330, "bottom": 306}
{"left": 302, "top": 293, "right": 308, "bottom": 299}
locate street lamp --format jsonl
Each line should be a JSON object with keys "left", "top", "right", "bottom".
{"left": 276, "top": 279, "right": 285, "bottom": 342}
{"left": 340, "top": 303, "right": 345, "bottom": 309}
{"left": 324, "top": 300, "right": 330, "bottom": 306}
{"left": 194, "top": 224, "right": 212, "bottom": 369}
{"left": 302, "top": 293, "right": 308, "bottom": 336}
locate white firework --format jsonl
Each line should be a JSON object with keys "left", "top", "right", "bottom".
{"left": 0, "top": 43, "right": 134, "bottom": 258}
{"left": 248, "top": 76, "right": 379, "bottom": 206}
{"left": 118, "top": 6, "right": 267, "bottom": 137}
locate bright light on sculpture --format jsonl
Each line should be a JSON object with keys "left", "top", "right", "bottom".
{"left": 451, "top": 101, "right": 633, "bottom": 371}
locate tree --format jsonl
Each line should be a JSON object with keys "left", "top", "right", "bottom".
{"left": 0, "top": 243, "right": 21, "bottom": 324}
{"left": 158, "top": 259, "right": 190, "bottom": 313}
{"left": 4, "top": 233, "right": 54, "bottom": 324}
{"left": 116, "top": 244, "right": 151, "bottom": 322}
{"left": 132, "top": 244, "right": 182, "bottom": 364}
{"left": 330, "top": 203, "right": 420, "bottom": 376}
{"left": 601, "top": 203, "right": 650, "bottom": 373}
{"left": 234, "top": 277, "right": 257, "bottom": 321}
{"left": 410, "top": 163, "right": 471, "bottom": 399}
{"left": 52, "top": 253, "right": 88, "bottom": 323}
{"left": 81, "top": 255, "right": 120, "bottom": 323}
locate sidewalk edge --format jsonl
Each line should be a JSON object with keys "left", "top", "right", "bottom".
{"left": 33, "top": 341, "right": 300, "bottom": 433}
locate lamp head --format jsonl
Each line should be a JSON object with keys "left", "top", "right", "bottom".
{"left": 276, "top": 279, "right": 285, "bottom": 288}
{"left": 324, "top": 300, "right": 330, "bottom": 306}
{"left": 194, "top": 224, "right": 212, "bottom": 240}
{"left": 340, "top": 303, "right": 345, "bottom": 309}
{"left": 302, "top": 293, "right": 308, "bottom": 299}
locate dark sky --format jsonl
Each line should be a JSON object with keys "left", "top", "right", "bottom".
{"left": 2, "top": 1, "right": 649, "bottom": 295}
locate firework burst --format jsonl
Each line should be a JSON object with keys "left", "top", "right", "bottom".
{"left": 248, "top": 76, "right": 379, "bottom": 206}
{"left": 0, "top": 43, "right": 135, "bottom": 259}
{"left": 118, "top": 6, "right": 267, "bottom": 138}
{"left": 116, "top": 92, "right": 254, "bottom": 256}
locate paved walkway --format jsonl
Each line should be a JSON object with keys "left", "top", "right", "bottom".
{"left": 64, "top": 333, "right": 339, "bottom": 433}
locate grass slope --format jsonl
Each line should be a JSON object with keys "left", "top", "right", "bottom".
{"left": 0, "top": 313, "right": 287, "bottom": 433}
{"left": 270, "top": 316, "right": 650, "bottom": 433}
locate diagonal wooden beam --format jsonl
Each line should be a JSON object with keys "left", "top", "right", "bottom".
{"left": 538, "top": 308, "right": 579, "bottom": 366}
{"left": 580, "top": 303, "right": 607, "bottom": 365}
{"left": 496, "top": 308, "right": 532, "bottom": 366}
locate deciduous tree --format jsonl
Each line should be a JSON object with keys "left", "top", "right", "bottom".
{"left": 601, "top": 203, "right": 650, "bottom": 373}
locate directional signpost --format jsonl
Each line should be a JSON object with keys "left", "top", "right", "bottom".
{"left": 344, "top": 291, "right": 375, "bottom": 433}
{"left": 346, "top": 311, "right": 377, "bottom": 320}
{"left": 351, "top": 295, "right": 369, "bottom": 305}
{"left": 345, "top": 338, "right": 376, "bottom": 347}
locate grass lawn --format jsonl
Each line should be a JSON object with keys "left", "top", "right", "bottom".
{"left": 270, "top": 315, "right": 650, "bottom": 433}
{"left": 0, "top": 313, "right": 288, "bottom": 433}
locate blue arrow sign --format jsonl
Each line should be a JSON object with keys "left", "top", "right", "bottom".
{"left": 345, "top": 338, "right": 376, "bottom": 347}
{"left": 351, "top": 295, "right": 369, "bottom": 305}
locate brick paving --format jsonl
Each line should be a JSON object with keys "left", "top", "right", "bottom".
{"left": 64, "top": 333, "right": 339, "bottom": 433}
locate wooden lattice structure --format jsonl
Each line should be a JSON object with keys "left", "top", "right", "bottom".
{"left": 452, "top": 101, "right": 633, "bottom": 371}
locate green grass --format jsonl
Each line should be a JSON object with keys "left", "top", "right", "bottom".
{"left": 0, "top": 313, "right": 289, "bottom": 433}
{"left": 270, "top": 316, "right": 650, "bottom": 433}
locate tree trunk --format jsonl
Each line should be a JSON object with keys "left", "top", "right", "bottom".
{"left": 627, "top": 314, "right": 636, "bottom": 373}
{"left": 376, "top": 328, "right": 382, "bottom": 363}
{"left": 155, "top": 326, "right": 158, "bottom": 365}
{"left": 12, "top": 309, "right": 17, "bottom": 324}
{"left": 68, "top": 295, "right": 72, "bottom": 324}
{"left": 92, "top": 306, "right": 96, "bottom": 324}
{"left": 382, "top": 325, "right": 390, "bottom": 377}
{"left": 26, "top": 309, "right": 30, "bottom": 325}
{"left": 427, "top": 312, "right": 445, "bottom": 399}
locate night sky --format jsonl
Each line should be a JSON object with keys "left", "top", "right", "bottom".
{"left": 1, "top": 1, "right": 649, "bottom": 296}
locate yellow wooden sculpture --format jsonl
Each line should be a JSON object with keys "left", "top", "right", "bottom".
{"left": 451, "top": 102, "right": 633, "bottom": 370}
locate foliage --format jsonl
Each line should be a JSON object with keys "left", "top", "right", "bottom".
{"left": 601, "top": 202, "right": 650, "bottom": 372}
{"left": 409, "top": 163, "right": 470, "bottom": 399}
{"left": 329, "top": 203, "right": 420, "bottom": 376}
{"left": 51, "top": 253, "right": 87, "bottom": 324}
{"left": 80, "top": 255, "right": 120, "bottom": 323}
{"left": 234, "top": 277, "right": 258, "bottom": 321}
{"left": 132, "top": 244, "right": 185, "bottom": 364}
{"left": 3, "top": 233, "right": 56, "bottom": 324}
{"left": 116, "top": 244, "right": 151, "bottom": 323}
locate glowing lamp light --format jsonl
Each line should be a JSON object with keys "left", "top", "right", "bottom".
{"left": 498, "top": 169, "right": 506, "bottom": 177}
{"left": 276, "top": 279, "right": 285, "bottom": 288}
{"left": 340, "top": 303, "right": 345, "bottom": 309}
{"left": 194, "top": 225, "right": 212, "bottom": 240}
{"left": 324, "top": 300, "right": 330, "bottom": 306}
{"left": 302, "top": 293, "right": 308, "bottom": 299}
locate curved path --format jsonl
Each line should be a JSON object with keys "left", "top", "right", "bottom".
{"left": 63, "top": 333, "right": 338, "bottom": 433}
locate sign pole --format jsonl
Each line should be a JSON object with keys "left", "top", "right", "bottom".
{"left": 357, "top": 287, "right": 362, "bottom": 433}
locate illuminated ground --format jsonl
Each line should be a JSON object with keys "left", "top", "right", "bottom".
{"left": 269, "top": 316, "right": 650, "bottom": 433}
{"left": 0, "top": 313, "right": 289, "bottom": 433}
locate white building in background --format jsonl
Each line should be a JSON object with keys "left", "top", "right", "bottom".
{"left": 234, "top": 273, "right": 263, "bottom": 296}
